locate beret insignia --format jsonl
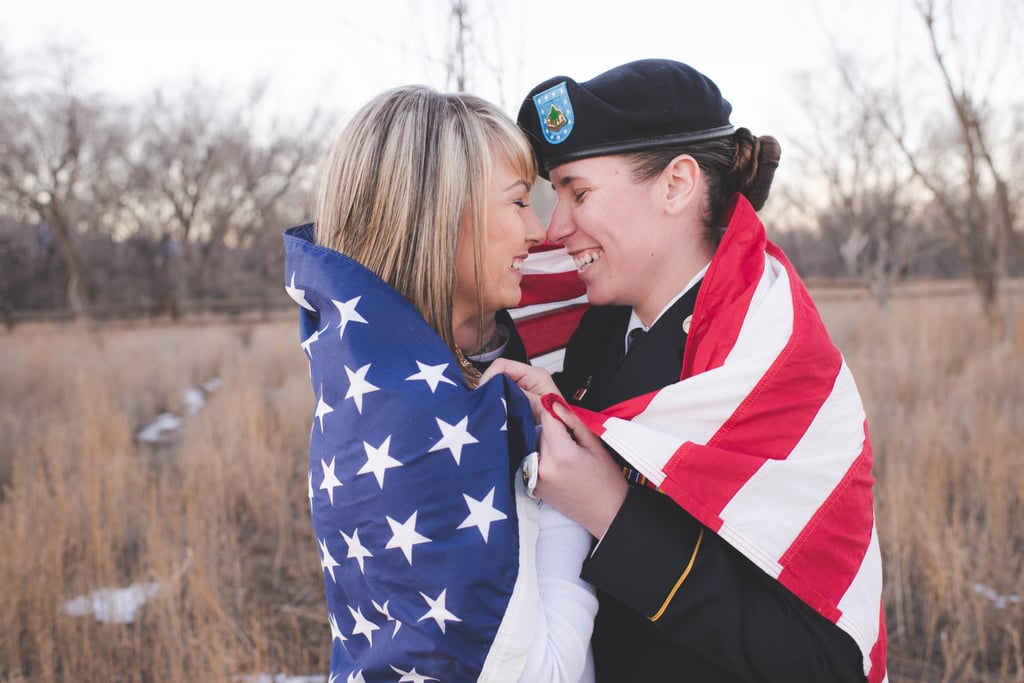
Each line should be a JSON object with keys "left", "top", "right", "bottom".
{"left": 532, "top": 82, "right": 575, "bottom": 145}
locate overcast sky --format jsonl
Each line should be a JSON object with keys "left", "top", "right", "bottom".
{"left": 3, "top": 0, "right": 1017, "bottom": 223}
{"left": 1, "top": 0, "right": 934, "bottom": 136}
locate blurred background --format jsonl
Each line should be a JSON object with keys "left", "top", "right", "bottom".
{"left": 0, "top": 1, "right": 1021, "bottom": 682}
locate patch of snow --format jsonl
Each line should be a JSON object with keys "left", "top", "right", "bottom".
{"left": 182, "top": 387, "right": 205, "bottom": 415}
{"left": 136, "top": 413, "right": 183, "bottom": 443}
{"left": 973, "top": 582, "right": 1021, "bottom": 609}
{"left": 63, "top": 582, "right": 160, "bottom": 623}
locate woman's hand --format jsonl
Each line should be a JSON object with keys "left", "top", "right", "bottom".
{"left": 479, "top": 358, "right": 561, "bottom": 421}
{"left": 535, "top": 399, "right": 629, "bottom": 540}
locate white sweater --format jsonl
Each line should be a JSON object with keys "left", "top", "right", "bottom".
{"left": 517, "top": 502, "right": 597, "bottom": 683}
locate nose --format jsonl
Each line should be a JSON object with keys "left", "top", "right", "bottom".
{"left": 525, "top": 204, "right": 546, "bottom": 245}
{"left": 546, "top": 199, "right": 575, "bottom": 244}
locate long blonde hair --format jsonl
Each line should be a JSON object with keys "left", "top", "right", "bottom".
{"left": 314, "top": 86, "right": 536, "bottom": 364}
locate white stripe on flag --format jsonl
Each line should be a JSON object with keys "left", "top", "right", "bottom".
{"left": 723, "top": 254, "right": 792, "bottom": 365}
{"left": 837, "top": 521, "right": 884, "bottom": 677}
{"left": 507, "top": 295, "right": 589, "bottom": 321}
{"left": 609, "top": 256, "right": 793, "bottom": 452}
{"left": 530, "top": 348, "right": 566, "bottom": 374}
{"left": 522, "top": 248, "right": 576, "bottom": 275}
{"left": 598, "top": 417, "right": 686, "bottom": 486}
{"left": 718, "top": 363, "right": 867, "bottom": 560}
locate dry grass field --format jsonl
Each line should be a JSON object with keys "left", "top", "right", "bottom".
{"left": 0, "top": 289, "right": 1021, "bottom": 683}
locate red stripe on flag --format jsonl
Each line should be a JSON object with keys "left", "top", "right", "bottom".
{"left": 663, "top": 291, "right": 843, "bottom": 516}
{"left": 712, "top": 282, "right": 841, "bottom": 454}
{"left": 528, "top": 242, "right": 569, "bottom": 254}
{"left": 519, "top": 271, "right": 587, "bottom": 306}
{"left": 542, "top": 393, "right": 608, "bottom": 437}
{"left": 683, "top": 198, "right": 766, "bottom": 378}
{"left": 658, "top": 442, "right": 742, "bottom": 533}
{"left": 776, "top": 437, "right": 876, "bottom": 618}
{"left": 868, "top": 604, "right": 887, "bottom": 683}
{"left": 592, "top": 390, "right": 661, "bottom": 421}
{"left": 516, "top": 303, "right": 588, "bottom": 358}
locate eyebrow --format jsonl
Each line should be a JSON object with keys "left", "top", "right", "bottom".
{"left": 555, "top": 175, "right": 580, "bottom": 188}
{"left": 504, "top": 179, "right": 531, "bottom": 192}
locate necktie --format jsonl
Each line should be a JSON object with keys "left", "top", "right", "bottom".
{"left": 627, "top": 327, "right": 645, "bottom": 353}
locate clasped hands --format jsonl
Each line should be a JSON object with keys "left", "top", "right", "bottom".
{"left": 480, "top": 359, "right": 629, "bottom": 539}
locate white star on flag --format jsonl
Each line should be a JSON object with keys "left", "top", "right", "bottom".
{"left": 457, "top": 487, "right": 508, "bottom": 542}
{"left": 405, "top": 361, "right": 457, "bottom": 393}
{"left": 344, "top": 364, "right": 379, "bottom": 414}
{"left": 320, "top": 456, "right": 343, "bottom": 505}
{"left": 347, "top": 604, "right": 380, "bottom": 646}
{"left": 500, "top": 398, "right": 508, "bottom": 431}
{"left": 385, "top": 511, "right": 431, "bottom": 564}
{"left": 301, "top": 323, "right": 329, "bottom": 358}
{"left": 390, "top": 666, "right": 440, "bottom": 683}
{"left": 373, "top": 599, "right": 403, "bottom": 636}
{"left": 333, "top": 296, "right": 368, "bottom": 340}
{"left": 307, "top": 470, "right": 315, "bottom": 503}
{"left": 418, "top": 589, "right": 462, "bottom": 634}
{"left": 340, "top": 528, "right": 373, "bottom": 574}
{"left": 315, "top": 384, "right": 334, "bottom": 432}
{"left": 345, "top": 672, "right": 366, "bottom": 683}
{"left": 319, "top": 537, "right": 341, "bottom": 583}
{"left": 428, "top": 416, "right": 479, "bottom": 465}
{"left": 286, "top": 273, "right": 316, "bottom": 311}
{"left": 329, "top": 611, "right": 348, "bottom": 646}
{"left": 357, "top": 436, "right": 402, "bottom": 488}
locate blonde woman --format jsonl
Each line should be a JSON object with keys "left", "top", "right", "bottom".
{"left": 283, "top": 86, "right": 596, "bottom": 683}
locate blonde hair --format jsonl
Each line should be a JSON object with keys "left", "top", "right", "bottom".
{"left": 314, "top": 86, "right": 536, "bottom": 369}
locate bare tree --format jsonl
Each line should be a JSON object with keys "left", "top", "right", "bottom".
{"left": 443, "top": 0, "right": 516, "bottom": 106}
{"left": 193, "top": 98, "right": 324, "bottom": 297}
{"left": 122, "top": 80, "right": 324, "bottom": 311}
{"left": 788, "top": 66, "right": 925, "bottom": 307}
{"left": 833, "top": 0, "right": 1022, "bottom": 333}
{"left": 0, "top": 44, "right": 123, "bottom": 319}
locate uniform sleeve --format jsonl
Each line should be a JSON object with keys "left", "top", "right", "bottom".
{"left": 518, "top": 503, "right": 597, "bottom": 683}
{"left": 582, "top": 486, "right": 866, "bottom": 683}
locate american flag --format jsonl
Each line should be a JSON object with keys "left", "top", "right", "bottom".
{"left": 511, "top": 243, "right": 588, "bottom": 372}
{"left": 284, "top": 224, "right": 545, "bottom": 683}
{"left": 545, "top": 196, "right": 887, "bottom": 683}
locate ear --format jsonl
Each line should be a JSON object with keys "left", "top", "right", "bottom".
{"left": 660, "top": 154, "right": 700, "bottom": 215}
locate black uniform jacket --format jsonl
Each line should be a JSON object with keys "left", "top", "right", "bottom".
{"left": 553, "top": 287, "right": 866, "bottom": 683}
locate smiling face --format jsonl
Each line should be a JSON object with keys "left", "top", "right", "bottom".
{"left": 547, "top": 154, "right": 668, "bottom": 319}
{"left": 546, "top": 153, "right": 711, "bottom": 325}
{"left": 453, "top": 151, "right": 545, "bottom": 331}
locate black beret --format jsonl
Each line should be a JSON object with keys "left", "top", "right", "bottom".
{"left": 517, "top": 59, "right": 734, "bottom": 179}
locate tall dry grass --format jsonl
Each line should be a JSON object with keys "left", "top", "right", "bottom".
{"left": 0, "top": 291, "right": 1021, "bottom": 682}
{"left": 0, "top": 318, "right": 324, "bottom": 682}
{"left": 821, "top": 292, "right": 1024, "bottom": 683}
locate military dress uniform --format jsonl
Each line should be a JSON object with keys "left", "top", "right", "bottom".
{"left": 517, "top": 58, "right": 884, "bottom": 682}
{"left": 553, "top": 287, "right": 865, "bottom": 682}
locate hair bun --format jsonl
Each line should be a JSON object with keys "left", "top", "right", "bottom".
{"left": 739, "top": 131, "right": 780, "bottom": 211}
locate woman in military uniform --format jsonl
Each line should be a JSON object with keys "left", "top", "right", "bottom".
{"left": 484, "top": 59, "right": 885, "bottom": 683}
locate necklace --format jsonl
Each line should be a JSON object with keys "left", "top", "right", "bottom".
{"left": 454, "top": 346, "right": 482, "bottom": 386}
